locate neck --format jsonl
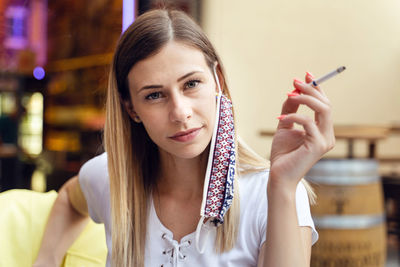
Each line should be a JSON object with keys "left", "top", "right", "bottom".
{"left": 156, "top": 148, "right": 209, "bottom": 200}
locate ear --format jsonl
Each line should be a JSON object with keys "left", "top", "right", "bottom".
{"left": 122, "top": 99, "right": 141, "bottom": 123}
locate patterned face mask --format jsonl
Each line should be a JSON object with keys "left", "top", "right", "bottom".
{"left": 195, "top": 64, "right": 236, "bottom": 252}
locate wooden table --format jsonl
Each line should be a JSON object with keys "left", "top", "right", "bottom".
{"left": 260, "top": 125, "right": 391, "bottom": 158}
{"left": 390, "top": 124, "right": 400, "bottom": 134}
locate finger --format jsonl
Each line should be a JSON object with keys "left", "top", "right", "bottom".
{"left": 286, "top": 94, "right": 333, "bottom": 135}
{"left": 305, "top": 72, "right": 328, "bottom": 98}
{"left": 305, "top": 72, "right": 318, "bottom": 88}
{"left": 280, "top": 95, "right": 300, "bottom": 115}
{"left": 278, "top": 114, "right": 336, "bottom": 157}
{"left": 278, "top": 113, "right": 321, "bottom": 139}
{"left": 277, "top": 113, "right": 296, "bottom": 130}
{"left": 287, "top": 94, "right": 330, "bottom": 116}
{"left": 293, "top": 78, "right": 329, "bottom": 105}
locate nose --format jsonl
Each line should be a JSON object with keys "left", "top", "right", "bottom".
{"left": 169, "top": 93, "right": 192, "bottom": 123}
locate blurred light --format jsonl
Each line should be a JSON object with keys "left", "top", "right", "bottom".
{"left": 4, "top": 6, "right": 29, "bottom": 49}
{"left": 19, "top": 92, "right": 43, "bottom": 156}
{"left": 33, "top": 66, "right": 45, "bottom": 80}
{"left": 31, "top": 169, "right": 46, "bottom": 192}
{"left": 1, "top": 93, "right": 17, "bottom": 114}
{"left": 30, "top": 0, "right": 48, "bottom": 66}
{"left": 123, "top": 0, "right": 135, "bottom": 32}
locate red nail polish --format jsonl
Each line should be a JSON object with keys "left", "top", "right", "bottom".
{"left": 294, "top": 78, "right": 303, "bottom": 84}
{"left": 287, "top": 92, "right": 299, "bottom": 97}
{"left": 306, "top": 71, "right": 314, "bottom": 78}
{"left": 291, "top": 88, "right": 301, "bottom": 94}
{"left": 277, "top": 114, "right": 287, "bottom": 120}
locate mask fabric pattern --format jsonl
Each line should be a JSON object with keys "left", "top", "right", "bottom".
{"left": 201, "top": 93, "right": 236, "bottom": 225}
{"left": 195, "top": 66, "right": 236, "bottom": 253}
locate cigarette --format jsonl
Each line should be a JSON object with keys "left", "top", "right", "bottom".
{"left": 309, "top": 66, "right": 346, "bottom": 86}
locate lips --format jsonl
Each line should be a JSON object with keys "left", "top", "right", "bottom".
{"left": 169, "top": 127, "right": 203, "bottom": 142}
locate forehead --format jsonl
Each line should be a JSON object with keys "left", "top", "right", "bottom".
{"left": 127, "top": 41, "right": 210, "bottom": 90}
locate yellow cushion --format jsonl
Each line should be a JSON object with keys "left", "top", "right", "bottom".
{"left": 0, "top": 189, "right": 107, "bottom": 267}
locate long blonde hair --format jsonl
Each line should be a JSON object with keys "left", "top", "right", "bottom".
{"left": 104, "top": 9, "right": 314, "bottom": 267}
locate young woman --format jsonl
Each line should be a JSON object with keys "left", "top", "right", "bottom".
{"left": 34, "top": 9, "right": 334, "bottom": 267}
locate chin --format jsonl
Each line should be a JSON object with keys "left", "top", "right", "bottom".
{"left": 176, "top": 147, "right": 208, "bottom": 160}
{"left": 163, "top": 143, "right": 210, "bottom": 160}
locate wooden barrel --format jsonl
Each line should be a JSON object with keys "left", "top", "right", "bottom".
{"left": 306, "top": 159, "right": 386, "bottom": 267}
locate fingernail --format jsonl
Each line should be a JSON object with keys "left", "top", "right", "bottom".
{"left": 294, "top": 78, "right": 303, "bottom": 84}
{"left": 291, "top": 88, "right": 301, "bottom": 94}
{"left": 277, "top": 114, "right": 287, "bottom": 120}
{"left": 287, "top": 92, "right": 299, "bottom": 97}
{"left": 306, "top": 71, "right": 314, "bottom": 78}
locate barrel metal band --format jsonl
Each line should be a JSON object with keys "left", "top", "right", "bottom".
{"left": 305, "top": 175, "right": 380, "bottom": 185}
{"left": 313, "top": 214, "right": 385, "bottom": 229}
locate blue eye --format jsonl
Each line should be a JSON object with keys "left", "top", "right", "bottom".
{"left": 185, "top": 80, "right": 200, "bottom": 89}
{"left": 145, "top": 92, "right": 162, "bottom": 100}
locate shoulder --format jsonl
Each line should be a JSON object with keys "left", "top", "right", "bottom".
{"left": 236, "top": 170, "right": 318, "bottom": 247}
{"left": 236, "top": 170, "right": 270, "bottom": 227}
{"left": 78, "top": 152, "right": 109, "bottom": 223}
{"left": 225, "top": 170, "right": 270, "bottom": 260}
{"left": 236, "top": 169, "right": 312, "bottom": 221}
{"left": 78, "top": 152, "right": 108, "bottom": 187}
{"left": 237, "top": 169, "right": 270, "bottom": 203}
{"left": 79, "top": 152, "right": 108, "bottom": 176}
{"left": 238, "top": 169, "right": 310, "bottom": 203}
{"left": 238, "top": 169, "right": 270, "bottom": 187}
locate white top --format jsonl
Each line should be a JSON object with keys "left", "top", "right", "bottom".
{"left": 79, "top": 152, "right": 318, "bottom": 267}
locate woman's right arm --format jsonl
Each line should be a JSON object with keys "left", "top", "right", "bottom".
{"left": 33, "top": 176, "right": 90, "bottom": 267}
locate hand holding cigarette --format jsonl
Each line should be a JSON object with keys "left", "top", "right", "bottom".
{"left": 269, "top": 67, "right": 346, "bottom": 190}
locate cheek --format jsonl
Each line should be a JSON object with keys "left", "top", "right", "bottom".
{"left": 197, "top": 85, "right": 217, "bottom": 113}
{"left": 140, "top": 120, "right": 165, "bottom": 148}
{"left": 142, "top": 114, "right": 163, "bottom": 130}
{"left": 196, "top": 94, "right": 217, "bottom": 127}
{"left": 206, "top": 92, "right": 218, "bottom": 118}
{"left": 135, "top": 108, "right": 165, "bottom": 138}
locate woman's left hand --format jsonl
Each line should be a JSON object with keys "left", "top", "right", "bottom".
{"left": 269, "top": 72, "right": 335, "bottom": 190}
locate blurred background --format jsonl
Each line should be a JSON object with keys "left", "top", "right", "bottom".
{"left": 0, "top": 0, "right": 399, "bottom": 266}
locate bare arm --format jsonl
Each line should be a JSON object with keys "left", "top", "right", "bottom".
{"left": 33, "top": 176, "right": 89, "bottom": 266}
{"left": 257, "top": 182, "right": 312, "bottom": 267}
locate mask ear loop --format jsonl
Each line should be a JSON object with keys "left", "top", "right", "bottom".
{"left": 195, "top": 217, "right": 210, "bottom": 253}
{"left": 195, "top": 62, "right": 223, "bottom": 254}
{"left": 213, "top": 63, "right": 223, "bottom": 96}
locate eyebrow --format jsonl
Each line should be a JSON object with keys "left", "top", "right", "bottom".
{"left": 138, "top": 71, "right": 203, "bottom": 92}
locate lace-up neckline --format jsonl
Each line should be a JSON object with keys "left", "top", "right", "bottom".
{"left": 161, "top": 233, "right": 191, "bottom": 266}
{"left": 150, "top": 197, "right": 196, "bottom": 266}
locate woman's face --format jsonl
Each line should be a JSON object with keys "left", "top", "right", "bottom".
{"left": 127, "top": 41, "right": 217, "bottom": 159}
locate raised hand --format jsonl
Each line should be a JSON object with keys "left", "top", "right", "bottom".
{"left": 269, "top": 72, "right": 335, "bottom": 190}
